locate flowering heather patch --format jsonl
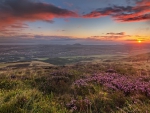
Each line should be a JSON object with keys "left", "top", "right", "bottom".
{"left": 74, "top": 79, "right": 88, "bottom": 87}
{"left": 74, "top": 73, "right": 150, "bottom": 97}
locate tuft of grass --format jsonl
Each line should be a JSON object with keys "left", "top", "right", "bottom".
{"left": 0, "top": 89, "right": 68, "bottom": 113}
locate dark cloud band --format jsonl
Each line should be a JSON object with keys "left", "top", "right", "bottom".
{"left": 0, "top": 0, "right": 78, "bottom": 28}
{"left": 83, "top": 0, "right": 150, "bottom": 22}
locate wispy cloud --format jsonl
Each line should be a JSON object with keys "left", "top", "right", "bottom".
{"left": 10, "top": 23, "right": 28, "bottom": 29}
{"left": 0, "top": 23, "right": 28, "bottom": 35}
{"left": 89, "top": 32, "right": 127, "bottom": 41}
{"left": 106, "top": 32, "right": 126, "bottom": 35}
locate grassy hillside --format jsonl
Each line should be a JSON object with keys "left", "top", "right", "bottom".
{"left": 0, "top": 59, "right": 150, "bottom": 113}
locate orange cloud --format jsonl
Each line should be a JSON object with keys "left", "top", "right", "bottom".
{"left": 83, "top": 0, "right": 150, "bottom": 22}
{"left": 0, "top": 0, "right": 78, "bottom": 29}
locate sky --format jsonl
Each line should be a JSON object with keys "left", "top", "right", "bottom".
{"left": 0, "top": 0, "right": 150, "bottom": 45}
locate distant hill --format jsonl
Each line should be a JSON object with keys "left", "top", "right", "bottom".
{"left": 73, "top": 43, "right": 82, "bottom": 46}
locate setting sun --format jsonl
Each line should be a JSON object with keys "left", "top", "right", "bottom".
{"left": 138, "top": 40, "right": 141, "bottom": 43}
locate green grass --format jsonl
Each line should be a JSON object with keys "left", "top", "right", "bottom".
{"left": 0, "top": 59, "right": 150, "bottom": 113}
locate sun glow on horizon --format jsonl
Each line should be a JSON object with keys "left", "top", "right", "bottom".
{"left": 138, "top": 40, "right": 141, "bottom": 43}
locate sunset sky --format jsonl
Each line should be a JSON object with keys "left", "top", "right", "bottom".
{"left": 0, "top": 0, "right": 150, "bottom": 44}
